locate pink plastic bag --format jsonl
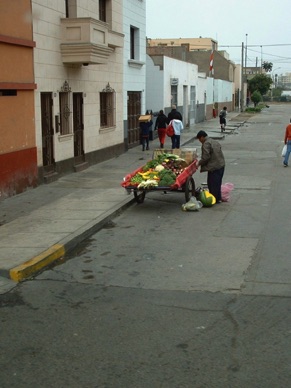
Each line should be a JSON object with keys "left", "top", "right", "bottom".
{"left": 221, "top": 183, "right": 234, "bottom": 202}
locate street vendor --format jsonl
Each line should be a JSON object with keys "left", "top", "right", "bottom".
{"left": 196, "top": 130, "right": 225, "bottom": 203}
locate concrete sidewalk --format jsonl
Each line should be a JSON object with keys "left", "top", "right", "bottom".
{"left": 0, "top": 111, "right": 245, "bottom": 292}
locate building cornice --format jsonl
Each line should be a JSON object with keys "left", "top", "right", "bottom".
{"left": 0, "top": 34, "right": 35, "bottom": 48}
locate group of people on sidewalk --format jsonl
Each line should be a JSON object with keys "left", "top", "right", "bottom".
{"left": 139, "top": 105, "right": 184, "bottom": 151}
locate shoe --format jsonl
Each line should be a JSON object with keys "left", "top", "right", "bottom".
{"left": 142, "top": 148, "right": 145, "bottom": 151}
{"left": 146, "top": 147, "right": 149, "bottom": 150}
{"left": 283, "top": 163, "right": 288, "bottom": 167}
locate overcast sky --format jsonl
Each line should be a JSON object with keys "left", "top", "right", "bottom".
{"left": 146, "top": 0, "right": 291, "bottom": 75}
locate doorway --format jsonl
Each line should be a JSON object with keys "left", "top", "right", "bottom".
{"left": 41, "top": 92, "right": 55, "bottom": 174}
{"left": 127, "top": 91, "right": 141, "bottom": 147}
{"left": 73, "top": 93, "right": 85, "bottom": 165}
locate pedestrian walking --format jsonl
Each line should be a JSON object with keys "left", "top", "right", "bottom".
{"left": 155, "top": 109, "right": 168, "bottom": 148}
{"left": 219, "top": 106, "right": 227, "bottom": 132}
{"left": 140, "top": 116, "right": 153, "bottom": 151}
{"left": 146, "top": 110, "right": 154, "bottom": 140}
{"left": 171, "top": 113, "right": 183, "bottom": 149}
{"left": 283, "top": 118, "right": 291, "bottom": 167}
{"left": 168, "top": 104, "right": 182, "bottom": 122}
{"left": 196, "top": 130, "right": 225, "bottom": 203}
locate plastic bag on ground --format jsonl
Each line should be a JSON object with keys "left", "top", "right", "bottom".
{"left": 221, "top": 182, "right": 234, "bottom": 202}
{"left": 182, "top": 196, "right": 203, "bottom": 211}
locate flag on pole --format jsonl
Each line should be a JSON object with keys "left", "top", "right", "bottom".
{"left": 209, "top": 50, "right": 214, "bottom": 76}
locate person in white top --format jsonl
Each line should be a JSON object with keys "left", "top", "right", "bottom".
{"left": 171, "top": 112, "right": 183, "bottom": 149}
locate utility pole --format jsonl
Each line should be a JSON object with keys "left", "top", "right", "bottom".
{"left": 245, "top": 34, "right": 248, "bottom": 71}
{"left": 241, "top": 42, "right": 244, "bottom": 112}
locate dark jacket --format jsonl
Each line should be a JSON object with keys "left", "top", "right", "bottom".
{"left": 199, "top": 137, "right": 225, "bottom": 172}
{"left": 140, "top": 120, "right": 153, "bottom": 137}
{"left": 168, "top": 109, "right": 182, "bottom": 122}
{"left": 219, "top": 109, "right": 227, "bottom": 119}
{"left": 155, "top": 113, "right": 168, "bottom": 129}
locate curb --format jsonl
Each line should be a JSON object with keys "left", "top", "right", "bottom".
{"left": 8, "top": 195, "right": 136, "bottom": 282}
{"left": 10, "top": 244, "right": 66, "bottom": 282}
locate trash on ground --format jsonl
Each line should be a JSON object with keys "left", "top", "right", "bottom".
{"left": 221, "top": 182, "right": 234, "bottom": 202}
{"left": 182, "top": 196, "right": 203, "bottom": 211}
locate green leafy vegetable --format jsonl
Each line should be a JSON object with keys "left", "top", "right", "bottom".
{"left": 143, "top": 159, "right": 160, "bottom": 171}
{"left": 158, "top": 169, "right": 176, "bottom": 186}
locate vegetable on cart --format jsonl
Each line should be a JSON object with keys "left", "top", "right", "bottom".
{"left": 121, "top": 148, "right": 199, "bottom": 204}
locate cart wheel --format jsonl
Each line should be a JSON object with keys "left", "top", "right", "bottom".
{"left": 185, "top": 177, "right": 195, "bottom": 202}
{"left": 134, "top": 189, "right": 146, "bottom": 204}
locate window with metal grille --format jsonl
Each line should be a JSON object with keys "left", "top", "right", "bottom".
{"left": 99, "top": 0, "right": 106, "bottom": 21}
{"left": 100, "top": 88, "right": 115, "bottom": 128}
{"left": 130, "top": 26, "right": 138, "bottom": 60}
{"left": 171, "top": 85, "right": 178, "bottom": 106}
{"left": 190, "top": 86, "right": 196, "bottom": 111}
{"left": 59, "top": 92, "right": 71, "bottom": 135}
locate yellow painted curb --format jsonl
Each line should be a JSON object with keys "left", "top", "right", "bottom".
{"left": 9, "top": 244, "right": 66, "bottom": 282}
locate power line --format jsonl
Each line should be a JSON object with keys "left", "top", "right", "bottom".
{"left": 246, "top": 47, "right": 291, "bottom": 60}
{"left": 222, "top": 43, "right": 291, "bottom": 70}
{"left": 219, "top": 43, "right": 291, "bottom": 48}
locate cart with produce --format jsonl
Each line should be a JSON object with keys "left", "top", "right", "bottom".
{"left": 121, "top": 149, "right": 198, "bottom": 204}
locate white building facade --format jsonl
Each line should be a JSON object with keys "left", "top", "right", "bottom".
{"left": 32, "top": 0, "right": 124, "bottom": 181}
{"left": 146, "top": 54, "right": 234, "bottom": 126}
{"left": 146, "top": 55, "right": 200, "bottom": 127}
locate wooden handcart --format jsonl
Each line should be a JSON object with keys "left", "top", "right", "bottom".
{"left": 121, "top": 149, "right": 198, "bottom": 204}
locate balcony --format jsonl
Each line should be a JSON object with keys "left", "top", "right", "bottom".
{"left": 60, "top": 18, "right": 124, "bottom": 65}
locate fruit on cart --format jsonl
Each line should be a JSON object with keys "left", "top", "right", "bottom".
{"left": 140, "top": 170, "right": 160, "bottom": 180}
{"left": 127, "top": 152, "right": 193, "bottom": 187}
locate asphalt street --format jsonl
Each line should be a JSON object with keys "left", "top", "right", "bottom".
{"left": 0, "top": 104, "right": 290, "bottom": 388}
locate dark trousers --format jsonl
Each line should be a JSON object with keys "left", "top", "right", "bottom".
{"left": 171, "top": 135, "right": 180, "bottom": 149}
{"left": 141, "top": 136, "right": 149, "bottom": 150}
{"left": 207, "top": 166, "right": 225, "bottom": 202}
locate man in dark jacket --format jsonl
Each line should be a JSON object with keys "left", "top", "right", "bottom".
{"left": 196, "top": 130, "right": 225, "bottom": 203}
{"left": 168, "top": 104, "right": 182, "bottom": 122}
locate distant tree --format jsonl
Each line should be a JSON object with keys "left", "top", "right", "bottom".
{"left": 248, "top": 74, "right": 273, "bottom": 95}
{"left": 272, "top": 87, "right": 283, "bottom": 98}
{"left": 251, "top": 90, "right": 262, "bottom": 107}
{"left": 262, "top": 61, "right": 273, "bottom": 72}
